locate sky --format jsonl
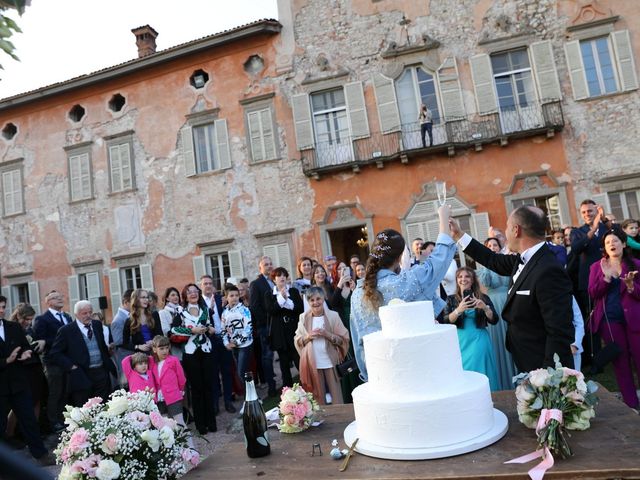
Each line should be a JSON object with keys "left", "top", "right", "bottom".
{"left": 0, "top": 0, "right": 279, "bottom": 99}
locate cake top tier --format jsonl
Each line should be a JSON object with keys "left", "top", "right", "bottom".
{"left": 379, "top": 300, "right": 436, "bottom": 338}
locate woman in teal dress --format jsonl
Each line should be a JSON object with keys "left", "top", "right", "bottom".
{"left": 442, "top": 266, "right": 500, "bottom": 392}
{"left": 476, "top": 237, "right": 518, "bottom": 391}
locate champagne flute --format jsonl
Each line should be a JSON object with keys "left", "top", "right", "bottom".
{"left": 435, "top": 181, "right": 447, "bottom": 206}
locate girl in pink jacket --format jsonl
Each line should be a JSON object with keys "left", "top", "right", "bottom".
{"left": 122, "top": 352, "right": 157, "bottom": 396}
{"left": 149, "top": 335, "right": 188, "bottom": 428}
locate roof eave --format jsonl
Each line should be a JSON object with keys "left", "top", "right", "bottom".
{"left": 0, "top": 20, "right": 281, "bottom": 111}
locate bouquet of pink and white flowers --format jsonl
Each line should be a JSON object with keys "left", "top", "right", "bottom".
{"left": 277, "top": 383, "right": 320, "bottom": 433}
{"left": 55, "top": 389, "right": 199, "bottom": 480}
{"left": 514, "top": 355, "right": 599, "bottom": 460}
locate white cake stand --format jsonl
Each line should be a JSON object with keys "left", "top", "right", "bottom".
{"left": 343, "top": 408, "right": 508, "bottom": 460}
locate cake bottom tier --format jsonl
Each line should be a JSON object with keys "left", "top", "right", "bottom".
{"left": 351, "top": 371, "right": 495, "bottom": 449}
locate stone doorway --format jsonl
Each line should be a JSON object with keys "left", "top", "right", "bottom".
{"left": 328, "top": 225, "right": 370, "bottom": 267}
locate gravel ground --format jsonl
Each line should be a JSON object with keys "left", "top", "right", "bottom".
{"left": 18, "top": 363, "right": 293, "bottom": 478}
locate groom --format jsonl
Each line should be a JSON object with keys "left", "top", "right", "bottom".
{"left": 450, "top": 205, "right": 574, "bottom": 372}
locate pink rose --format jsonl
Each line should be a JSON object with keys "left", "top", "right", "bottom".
{"left": 562, "top": 367, "right": 584, "bottom": 381}
{"left": 102, "top": 433, "right": 118, "bottom": 454}
{"left": 68, "top": 428, "right": 91, "bottom": 453}
{"left": 182, "top": 448, "right": 200, "bottom": 466}
{"left": 280, "top": 402, "right": 294, "bottom": 415}
{"left": 149, "top": 411, "right": 165, "bottom": 429}
{"left": 284, "top": 414, "right": 297, "bottom": 425}
{"left": 293, "top": 403, "right": 308, "bottom": 420}
{"left": 70, "top": 454, "right": 100, "bottom": 476}
{"left": 83, "top": 397, "right": 103, "bottom": 409}
{"left": 61, "top": 447, "right": 71, "bottom": 462}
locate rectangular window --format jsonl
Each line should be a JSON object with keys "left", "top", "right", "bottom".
{"left": 206, "top": 253, "right": 231, "bottom": 292}
{"left": 580, "top": 37, "right": 618, "bottom": 97}
{"left": 2, "top": 168, "right": 23, "bottom": 216}
{"left": 608, "top": 190, "right": 640, "bottom": 221}
{"left": 11, "top": 283, "right": 29, "bottom": 305}
{"left": 193, "top": 122, "right": 219, "bottom": 173}
{"left": 121, "top": 266, "right": 142, "bottom": 291}
{"left": 311, "top": 89, "right": 352, "bottom": 166}
{"left": 247, "top": 107, "right": 277, "bottom": 162}
{"left": 69, "top": 152, "right": 92, "bottom": 201}
{"left": 108, "top": 140, "right": 134, "bottom": 192}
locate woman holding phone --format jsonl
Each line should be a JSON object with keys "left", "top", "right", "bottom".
{"left": 442, "top": 267, "right": 500, "bottom": 391}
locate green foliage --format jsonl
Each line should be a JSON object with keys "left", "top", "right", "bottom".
{"left": 0, "top": 0, "right": 27, "bottom": 71}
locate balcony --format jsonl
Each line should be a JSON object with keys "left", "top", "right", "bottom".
{"left": 301, "top": 100, "right": 564, "bottom": 178}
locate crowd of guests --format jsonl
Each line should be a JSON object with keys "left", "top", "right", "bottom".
{"left": 2, "top": 199, "right": 639, "bottom": 466}
{"left": 0, "top": 252, "right": 368, "bottom": 464}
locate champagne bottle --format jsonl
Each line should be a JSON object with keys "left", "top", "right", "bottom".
{"left": 243, "top": 372, "right": 271, "bottom": 458}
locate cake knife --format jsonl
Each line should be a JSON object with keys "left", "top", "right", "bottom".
{"left": 339, "top": 438, "right": 359, "bottom": 472}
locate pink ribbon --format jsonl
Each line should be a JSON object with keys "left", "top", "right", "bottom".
{"left": 505, "top": 447, "right": 554, "bottom": 480}
{"left": 505, "top": 409, "right": 562, "bottom": 480}
{"left": 535, "top": 408, "right": 563, "bottom": 434}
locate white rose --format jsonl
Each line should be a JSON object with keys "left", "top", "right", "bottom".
{"left": 159, "top": 425, "right": 175, "bottom": 448}
{"left": 515, "top": 384, "right": 535, "bottom": 402}
{"left": 141, "top": 430, "right": 161, "bottom": 452}
{"left": 69, "top": 407, "right": 84, "bottom": 423}
{"left": 281, "top": 389, "right": 299, "bottom": 404}
{"left": 95, "top": 459, "right": 121, "bottom": 480}
{"left": 528, "top": 369, "right": 550, "bottom": 388}
{"left": 576, "top": 377, "right": 588, "bottom": 394}
{"left": 58, "top": 466, "right": 75, "bottom": 480}
{"left": 106, "top": 397, "right": 129, "bottom": 417}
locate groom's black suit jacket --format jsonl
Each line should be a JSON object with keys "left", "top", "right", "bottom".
{"left": 464, "top": 239, "right": 575, "bottom": 372}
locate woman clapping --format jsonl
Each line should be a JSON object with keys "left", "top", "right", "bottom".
{"left": 588, "top": 228, "right": 640, "bottom": 409}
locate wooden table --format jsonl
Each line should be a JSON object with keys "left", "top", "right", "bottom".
{"left": 185, "top": 389, "right": 640, "bottom": 479}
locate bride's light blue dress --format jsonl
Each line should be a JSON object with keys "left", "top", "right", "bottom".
{"left": 477, "top": 267, "right": 518, "bottom": 390}
{"left": 457, "top": 309, "right": 500, "bottom": 392}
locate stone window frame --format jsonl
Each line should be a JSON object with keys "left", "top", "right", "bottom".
{"left": 502, "top": 171, "right": 572, "bottom": 229}
{"left": 108, "top": 251, "right": 154, "bottom": 309}
{"left": 564, "top": 17, "right": 638, "bottom": 101}
{"left": 181, "top": 108, "right": 232, "bottom": 177}
{"left": 105, "top": 132, "right": 136, "bottom": 194}
{"left": 0, "top": 272, "right": 40, "bottom": 314}
{"left": 0, "top": 158, "right": 25, "bottom": 217}
{"left": 596, "top": 173, "right": 640, "bottom": 220}
{"left": 69, "top": 260, "right": 104, "bottom": 312}
{"left": 255, "top": 229, "right": 295, "bottom": 278}
{"left": 64, "top": 142, "right": 94, "bottom": 203}
{"left": 240, "top": 93, "right": 280, "bottom": 164}
{"left": 192, "top": 239, "right": 244, "bottom": 290}
{"left": 318, "top": 203, "right": 374, "bottom": 259}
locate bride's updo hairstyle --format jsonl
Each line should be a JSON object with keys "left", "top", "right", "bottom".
{"left": 363, "top": 229, "right": 405, "bottom": 310}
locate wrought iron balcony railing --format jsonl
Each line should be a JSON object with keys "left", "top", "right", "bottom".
{"left": 301, "top": 100, "right": 564, "bottom": 177}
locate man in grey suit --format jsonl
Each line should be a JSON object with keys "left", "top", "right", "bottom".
{"left": 110, "top": 289, "right": 133, "bottom": 387}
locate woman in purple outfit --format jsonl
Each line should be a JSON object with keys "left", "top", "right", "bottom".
{"left": 588, "top": 228, "right": 640, "bottom": 409}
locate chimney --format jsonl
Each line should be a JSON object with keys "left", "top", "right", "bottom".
{"left": 131, "top": 25, "right": 159, "bottom": 58}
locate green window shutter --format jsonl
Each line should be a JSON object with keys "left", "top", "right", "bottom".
{"left": 291, "top": 93, "right": 314, "bottom": 150}
{"left": 470, "top": 54, "right": 498, "bottom": 115}
{"left": 79, "top": 153, "right": 92, "bottom": 199}
{"left": 471, "top": 212, "right": 491, "bottom": 243}
{"left": 67, "top": 275, "right": 80, "bottom": 309}
{"left": 248, "top": 110, "right": 264, "bottom": 162}
{"left": 228, "top": 250, "right": 245, "bottom": 278}
{"left": 406, "top": 222, "right": 426, "bottom": 243}
{"left": 611, "top": 30, "right": 639, "bottom": 92}
{"left": 140, "top": 264, "right": 154, "bottom": 291}
{"left": 109, "top": 268, "right": 122, "bottom": 312}
{"left": 373, "top": 73, "right": 401, "bottom": 133}
{"left": 2, "top": 170, "right": 21, "bottom": 215}
{"left": 181, "top": 126, "right": 197, "bottom": 177}
{"left": 86, "top": 272, "right": 102, "bottom": 312}
{"left": 530, "top": 41, "right": 562, "bottom": 101}
{"left": 591, "top": 193, "right": 611, "bottom": 213}
{"left": 192, "top": 255, "right": 206, "bottom": 282}
{"left": 262, "top": 245, "right": 278, "bottom": 266}
{"left": 344, "top": 81, "right": 370, "bottom": 139}
{"left": 564, "top": 40, "right": 589, "bottom": 100}
{"left": 69, "top": 154, "right": 81, "bottom": 201}
{"left": 437, "top": 57, "right": 466, "bottom": 119}
{"left": 261, "top": 108, "right": 276, "bottom": 160}
{"left": 276, "top": 243, "right": 293, "bottom": 277}
{"left": 119, "top": 144, "right": 132, "bottom": 190}
{"left": 215, "top": 118, "right": 232, "bottom": 170}
{"left": 425, "top": 220, "right": 440, "bottom": 243}
{"left": 109, "top": 144, "right": 122, "bottom": 191}
{"left": 28, "top": 281, "right": 41, "bottom": 315}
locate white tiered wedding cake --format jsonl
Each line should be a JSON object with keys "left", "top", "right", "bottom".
{"left": 344, "top": 300, "right": 508, "bottom": 460}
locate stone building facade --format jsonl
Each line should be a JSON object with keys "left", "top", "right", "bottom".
{"left": 0, "top": 0, "right": 638, "bottom": 317}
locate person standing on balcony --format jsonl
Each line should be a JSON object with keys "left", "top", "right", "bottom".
{"left": 419, "top": 104, "right": 433, "bottom": 147}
